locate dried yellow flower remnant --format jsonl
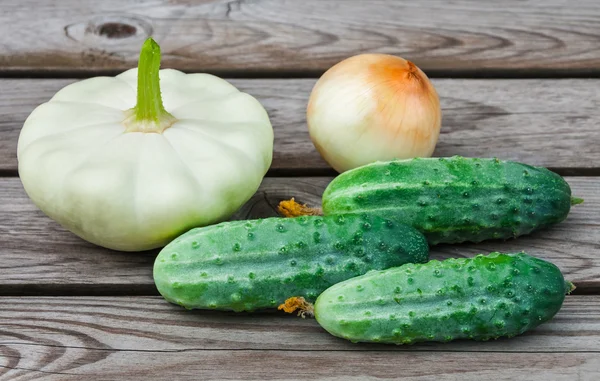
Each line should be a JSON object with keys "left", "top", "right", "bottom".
{"left": 278, "top": 198, "right": 322, "bottom": 218}
{"left": 278, "top": 296, "right": 315, "bottom": 318}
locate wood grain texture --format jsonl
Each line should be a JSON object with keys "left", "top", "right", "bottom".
{"left": 2, "top": 78, "right": 600, "bottom": 173}
{"left": 1, "top": 0, "right": 600, "bottom": 74}
{"left": 0, "top": 296, "right": 597, "bottom": 352}
{"left": 0, "top": 176, "right": 598, "bottom": 293}
{"left": 1, "top": 351, "right": 597, "bottom": 381}
{"left": 0, "top": 296, "right": 598, "bottom": 380}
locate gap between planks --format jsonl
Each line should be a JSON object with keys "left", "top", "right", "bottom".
{"left": 3, "top": 169, "right": 600, "bottom": 179}
{"left": 0, "top": 282, "right": 597, "bottom": 298}
{"left": 2, "top": 345, "right": 600, "bottom": 355}
{"left": 6, "top": 69, "right": 600, "bottom": 80}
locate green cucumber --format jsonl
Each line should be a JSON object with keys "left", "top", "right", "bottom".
{"left": 153, "top": 213, "right": 429, "bottom": 312}
{"left": 322, "top": 156, "right": 581, "bottom": 244}
{"left": 315, "top": 252, "right": 572, "bottom": 344}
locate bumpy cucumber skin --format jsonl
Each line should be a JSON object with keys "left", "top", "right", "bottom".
{"left": 322, "top": 156, "right": 574, "bottom": 244}
{"left": 154, "top": 214, "right": 428, "bottom": 312}
{"left": 315, "top": 252, "right": 570, "bottom": 344}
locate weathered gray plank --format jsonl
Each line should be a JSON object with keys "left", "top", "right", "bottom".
{"left": 0, "top": 177, "right": 598, "bottom": 293}
{"left": 2, "top": 352, "right": 597, "bottom": 381}
{"left": 1, "top": 0, "right": 600, "bottom": 74}
{"left": 0, "top": 296, "right": 598, "bottom": 380}
{"left": 2, "top": 78, "right": 600, "bottom": 173}
{"left": 0, "top": 296, "right": 597, "bottom": 352}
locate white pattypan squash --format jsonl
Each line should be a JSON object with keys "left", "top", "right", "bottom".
{"left": 17, "top": 39, "right": 273, "bottom": 251}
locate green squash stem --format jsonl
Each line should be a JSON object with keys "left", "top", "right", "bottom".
{"left": 124, "top": 37, "right": 176, "bottom": 133}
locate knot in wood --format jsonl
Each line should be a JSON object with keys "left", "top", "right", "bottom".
{"left": 97, "top": 22, "right": 137, "bottom": 39}
{"left": 65, "top": 15, "right": 152, "bottom": 45}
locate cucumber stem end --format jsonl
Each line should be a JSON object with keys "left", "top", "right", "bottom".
{"left": 570, "top": 197, "right": 584, "bottom": 206}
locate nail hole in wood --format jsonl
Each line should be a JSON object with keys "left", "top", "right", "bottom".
{"left": 97, "top": 22, "right": 137, "bottom": 39}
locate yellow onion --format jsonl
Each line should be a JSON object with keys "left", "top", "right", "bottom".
{"left": 307, "top": 54, "right": 441, "bottom": 173}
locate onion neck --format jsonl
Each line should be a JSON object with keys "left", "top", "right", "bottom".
{"left": 123, "top": 38, "right": 176, "bottom": 133}
{"left": 405, "top": 60, "right": 420, "bottom": 81}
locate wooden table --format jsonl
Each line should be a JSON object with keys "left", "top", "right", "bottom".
{"left": 1, "top": 1, "right": 600, "bottom": 379}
